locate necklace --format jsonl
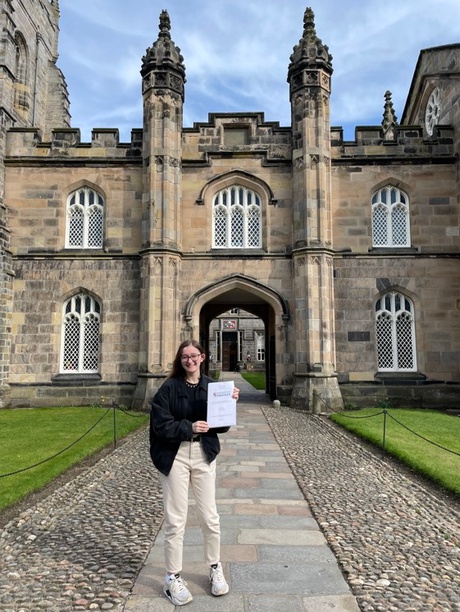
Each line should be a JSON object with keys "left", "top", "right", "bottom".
{"left": 185, "top": 379, "right": 199, "bottom": 388}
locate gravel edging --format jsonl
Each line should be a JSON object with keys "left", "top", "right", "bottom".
{"left": 1, "top": 408, "right": 459, "bottom": 611}
{"left": 0, "top": 426, "right": 163, "bottom": 612}
{"left": 262, "top": 405, "right": 460, "bottom": 612}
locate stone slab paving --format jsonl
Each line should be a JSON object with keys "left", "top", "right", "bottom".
{"left": 1, "top": 372, "right": 458, "bottom": 611}
{"left": 263, "top": 403, "right": 460, "bottom": 612}
{"left": 125, "top": 374, "right": 360, "bottom": 611}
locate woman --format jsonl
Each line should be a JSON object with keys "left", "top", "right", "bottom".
{"left": 149, "top": 339, "right": 239, "bottom": 606}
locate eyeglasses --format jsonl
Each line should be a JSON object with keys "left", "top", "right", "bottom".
{"left": 180, "top": 353, "right": 202, "bottom": 362}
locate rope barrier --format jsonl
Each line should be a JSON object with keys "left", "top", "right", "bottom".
{"left": 112, "top": 400, "right": 146, "bottom": 417}
{"left": 0, "top": 403, "right": 148, "bottom": 479}
{"left": 387, "top": 411, "right": 460, "bottom": 457}
{"left": 0, "top": 405, "right": 112, "bottom": 479}
{"left": 317, "top": 393, "right": 460, "bottom": 457}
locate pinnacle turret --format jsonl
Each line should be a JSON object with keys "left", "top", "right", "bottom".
{"left": 382, "top": 90, "right": 398, "bottom": 136}
{"left": 288, "top": 7, "right": 333, "bottom": 79}
{"left": 141, "top": 10, "right": 186, "bottom": 98}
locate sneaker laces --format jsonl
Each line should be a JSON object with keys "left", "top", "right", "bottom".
{"left": 211, "top": 563, "right": 224, "bottom": 584}
{"left": 171, "top": 574, "right": 188, "bottom": 591}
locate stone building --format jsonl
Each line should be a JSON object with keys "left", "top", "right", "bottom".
{"left": 0, "top": 1, "right": 459, "bottom": 410}
{"left": 207, "top": 308, "right": 266, "bottom": 373}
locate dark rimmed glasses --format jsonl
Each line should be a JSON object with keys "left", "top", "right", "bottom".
{"left": 180, "top": 353, "right": 202, "bottom": 362}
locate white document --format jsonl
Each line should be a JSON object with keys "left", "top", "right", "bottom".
{"left": 207, "top": 380, "right": 236, "bottom": 428}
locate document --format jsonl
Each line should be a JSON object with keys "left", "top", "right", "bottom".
{"left": 207, "top": 380, "right": 236, "bottom": 428}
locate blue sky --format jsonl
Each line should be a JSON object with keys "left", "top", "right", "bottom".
{"left": 58, "top": 0, "right": 460, "bottom": 142}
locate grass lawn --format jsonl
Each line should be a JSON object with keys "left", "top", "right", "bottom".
{"left": 330, "top": 408, "right": 460, "bottom": 496}
{"left": 240, "top": 371, "right": 266, "bottom": 390}
{"left": 0, "top": 406, "right": 149, "bottom": 512}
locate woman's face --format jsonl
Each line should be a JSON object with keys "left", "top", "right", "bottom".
{"left": 180, "top": 346, "right": 205, "bottom": 376}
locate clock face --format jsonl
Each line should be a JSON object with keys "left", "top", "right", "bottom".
{"left": 425, "top": 87, "right": 441, "bottom": 136}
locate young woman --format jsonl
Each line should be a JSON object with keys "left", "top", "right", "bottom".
{"left": 149, "top": 339, "right": 239, "bottom": 606}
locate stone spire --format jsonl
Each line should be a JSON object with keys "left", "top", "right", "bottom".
{"left": 382, "top": 90, "right": 398, "bottom": 139}
{"left": 141, "top": 10, "right": 186, "bottom": 99}
{"left": 288, "top": 7, "right": 333, "bottom": 82}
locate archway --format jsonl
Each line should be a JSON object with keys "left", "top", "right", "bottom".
{"left": 184, "top": 275, "right": 289, "bottom": 400}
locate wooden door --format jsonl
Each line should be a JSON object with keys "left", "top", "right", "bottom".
{"left": 222, "top": 332, "right": 237, "bottom": 371}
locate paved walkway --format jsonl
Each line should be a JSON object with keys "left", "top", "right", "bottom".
{"left": 125, "top": 373, "right": 360, "bottom": 611}
{"left": 1, "top": 374, "right": 458, "bottom": 610}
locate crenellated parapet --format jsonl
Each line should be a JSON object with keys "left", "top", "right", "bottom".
{"left": 331, "top": 124, "right": 455, "bottom": 162}
{"left": 5, "top": 127, "right": 143, "bottom": 160}
{"left": 182, "top": 113, "right": 292, "bottom": 163}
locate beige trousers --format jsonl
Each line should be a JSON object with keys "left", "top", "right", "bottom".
{"left": 159, "top": 441, "right": 221, "bottom": 574}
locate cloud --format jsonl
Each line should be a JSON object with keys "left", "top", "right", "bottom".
{"left": 58, "top": 0, "right": 460, "bottom": 141}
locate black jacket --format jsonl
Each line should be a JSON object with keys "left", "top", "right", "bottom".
{"left": 149, "top": 375, "right": 230, "bottom": 476}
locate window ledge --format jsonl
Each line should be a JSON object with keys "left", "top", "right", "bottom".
{"left": 368, "top": 247, "right": 418, "bottom": 254}
{"left": 52, "top": 373, "right": 102, "bottom": 386}
{"left": 210, "top": 248, "right": 265, "bottom": 256}
{"left": 375, "top": 372, "right": 427, "bottom": 385}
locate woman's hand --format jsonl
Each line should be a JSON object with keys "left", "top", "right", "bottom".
{"left": 192, "top": 420, "right": 209, "bottom": 434}
{"left": 232, "top": 387, "right": 240, "bottom": 401}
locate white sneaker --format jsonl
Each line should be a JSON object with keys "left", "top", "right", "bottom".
{"left": 163, "top": 573, "right": 193, "bottom": 606}
{"left": 210, "top": 562, "right": 229, "bottom": 596}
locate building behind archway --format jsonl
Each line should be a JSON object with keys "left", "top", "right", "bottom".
{"left": 0, "top": 4, "right": 459, "bottom": 411}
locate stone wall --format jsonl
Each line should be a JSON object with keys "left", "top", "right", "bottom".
{"left": 0, "top": 20, "right": 459, "bottom": 411}
{"left": 334, "top": 256, "right": 460, "bottom": 382}
{"left": 9, "top": 258, "right": 141, "bottom": 407}
{"left": 0, "top": 0, "right": 69, "bottom": 137}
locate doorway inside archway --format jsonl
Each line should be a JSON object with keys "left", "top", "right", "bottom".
{"left": 222, "top": 331, "right": 238, "bottom": 372}
{"left": 198, "top": 289, "right": 277, "bottom": 399}
{"left": 208, "top": 308, "right": 265, "bottom": 373}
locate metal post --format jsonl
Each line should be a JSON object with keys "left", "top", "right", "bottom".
{"left": 113, "top": 401, "right": 117, "bottom": 449}
{"left": 382, "top": 408, "right": 387, "bottom": 460}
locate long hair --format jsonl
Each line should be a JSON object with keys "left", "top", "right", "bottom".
{"left": 168, "top": 339, "right": 206, "bottom": 379}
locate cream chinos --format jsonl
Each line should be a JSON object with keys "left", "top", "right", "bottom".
{"left": 159, "top": 440, "right": 221, "bottom": 574}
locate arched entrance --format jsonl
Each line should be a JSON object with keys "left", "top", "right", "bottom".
{"left": 184, "top": 275, "right": 289, "bottom": 400}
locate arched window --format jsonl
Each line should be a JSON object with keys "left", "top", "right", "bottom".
{"left": 212, "top": 185, "right": 261, "bottom": 248}
{"left": 14, "top": 34, "right": 29, "bottom": 115}
{"left": 255, "top": 331, "right": 265, "bottom": 362}
{"left": 61, "top": 293, "right": 101, "bottom": 373}
{"left": 372, "top": 186, "right": 410, "bottom": 247}
{"left": 66, "top": 187, "right": 104, "bottom": 248}
{"left": 375, "top": 291, "right": 416, "bottom": 371}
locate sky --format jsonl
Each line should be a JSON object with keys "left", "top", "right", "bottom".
{"left": 58, "top": 0, "right": 460, "bottom": 142}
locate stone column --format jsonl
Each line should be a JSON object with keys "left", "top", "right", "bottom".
{"left": 0, "top": 113, "right": 13, "bottom": 408}
{"left": 288, "top": 8, "right": 342, "bottom": 411}
{"left": 133, "top": 11, "right": 185, "bottom": 409}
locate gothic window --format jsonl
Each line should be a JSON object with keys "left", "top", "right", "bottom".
{"left": 212, "top": 186, "right": 261, "bottom": 248}
{"left": 255, "top": 331, "right": 265, "bottom": 361}
{"left": 61, "top": 293, "right": 101, "bottom": 373}
{"left": 425, "top": 88, "right": 441, "bottom": 136}
{"left": 372, "top": 186, "right": 410, "bottom": 247}
{"left": 375, "top": 291, "right": 416, "bottom": 372}
{"left": 66, "top": 187, "right": 104, "bottom": 248}
{"left": 14, "top": 34, "right": 29, "bottom": 115}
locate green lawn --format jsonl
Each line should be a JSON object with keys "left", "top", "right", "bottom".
{"left": 240, "top": 371, "right": 266, "bottom": 390}
{"left": 330, "top": 408, "right": 460, "bottom": 496}
{"left": 0, "top": 406, "right": 149, "bottom": 512}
